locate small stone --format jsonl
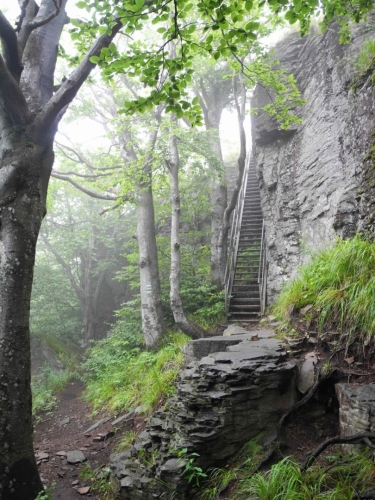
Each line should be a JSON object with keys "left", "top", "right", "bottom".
{"left": 78, "top": 486, "right": 91, "bottom": 495}
{"left": 71, "top": 480, "right": 79, "bottom": 486}
{"left": 67, "top": 450, "right": 86, "bottom": 464}
{"left": 59, "top": 418, "right": 70, "bottom": 426}
{"left": 36, "top": 452, "right": 49, "bottom": 460}
{"left": 56, "top": 451, "right": 67, "bottom": 457}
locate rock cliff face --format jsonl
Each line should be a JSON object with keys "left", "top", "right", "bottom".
{"left": 251, "top": 21, "right": 375, "bottom": 299}
{"left": 111, "top": 331, "right": 296, "bottom": 499}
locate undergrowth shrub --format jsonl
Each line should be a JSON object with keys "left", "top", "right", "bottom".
{"left": 274, "top": 236, "right": 375, "bottom": 335}
{"left": 83, "top": 332, "right": 189, "bottom": 414}
{"left": 32, "top": 365, "right": 82, "bottom": 421}
{"left": 197, "top": 450, "right": 375, "bottom": 499}
{"left": 236, "top": 452, "right": 375, "bottom": 499}
{"left": 352, "top": 38, "right": 375, "bottom": 87}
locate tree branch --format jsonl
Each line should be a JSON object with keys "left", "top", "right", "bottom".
{"left": 0, "top": 54, "right": 29, "bottom": 126}
{"left": 37, "top": 19, "right": 123, "bottom": 135}
{"left": 55, "top": 141, "right": 121, "bottom": 172}
{"left": 53, "top": 169, "right": 111, "bottom": 179}
{"left": 51, "top": 172, "right": 119, "bottom": 201}
{"left": 27, "top": 0, "right": 62, "bottom": 31}
{"left": 0, "top": 11, "right": 23, "bottom": 82}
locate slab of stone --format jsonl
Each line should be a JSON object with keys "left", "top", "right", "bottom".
{"left": 112, "top": 406, "right": 142, "bottom": 427}
{"left": 67, "top": 450, "right": 86, "bottom": 464}
{"left": 83, "top": 417, "right": 112, "bottom": 434}
{"left": 223, "top": 325, "right": 250, "bottom": 336}
{"left": 184, "top": 330, "right": 275, "bottom": 363}
{"left": 298, "top": 352, "right": 317, "bottom": 394}
{"left": 77, "top": 486, "right": 90, "bottom": 495}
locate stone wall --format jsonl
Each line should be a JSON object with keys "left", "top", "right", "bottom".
{"left": 251, "top": 20, "right": 375, "bottom": 300}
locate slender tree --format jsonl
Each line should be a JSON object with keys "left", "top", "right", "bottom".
{"left": 167, "top": 114, "right": 206, "bottom": 338}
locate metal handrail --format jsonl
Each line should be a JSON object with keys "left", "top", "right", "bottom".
{"left": 258, "top": 220, "right": 268, "bottom": 315}
{"left": 223, "top": 152, "right": 251, "bottom": 314}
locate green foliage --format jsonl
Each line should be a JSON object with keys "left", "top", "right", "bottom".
{"left": 196, "top": 434, "right": 262, "bottom": 499}
{"left": 178, "top": 449, "right": 207, "bottom": 487}
{"left": 352, "top": 38, "right": 375, "bottom": 88}
{"left": 79, "top": 465, "right": 117, "bottom": 500}
{"left": 31, "top": 254, "right": 81, "bottom": 342}
{"left": 237, "top": 452, "right": 375, "bottom": 499}
{"left": 115, "top": 430, "right": 139, "bottom": 451}
{"left": 32, "top": 365, "right": 82, "bottom": 421}
{"left": 34, "top": 486, "right": 54, "bottom": 500}
{"left": 84, "top": 332, "right": 189, "bottom": 413}
{"left": 273, "top": 236, "right": 375, "bottom": 336}
{"left": 69, "top": 0, "right": 374, "bottom": 126}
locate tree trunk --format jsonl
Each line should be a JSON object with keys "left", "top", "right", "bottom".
{"left": 0, "top": 136, "right": 53, "bottom": 500}
{"left": 117, "top": 114, "right": 166, "bottom": 349}
{"left": 137, "top": 177, "right": 166, "bottom": 348}
{"left": 196, "top": 85, "right": 227, "bottom": 289}
{"left": 0, "top": 2, "right": 123, "bottom": 495}
{"left": 168, "top": 116, "right": 205, "bottom": 339}
{"left": 218, "top": 75, "right": 247, "bottom": 257}
{"left": 209, "top": 128, "right": 227, "bottom": 289}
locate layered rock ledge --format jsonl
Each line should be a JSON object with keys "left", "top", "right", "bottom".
{"left": 111, "top": 330, "right": 297, "bottom": 499}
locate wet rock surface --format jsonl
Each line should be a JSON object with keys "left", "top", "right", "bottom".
{"left": 336, "top": 383, "right": 375, "bottom": 452}
{"left": 251, "top": 17, "right": 375, "bottom": 300}
{"left": 111, "top": 331, "right": 297, "bottom": 499}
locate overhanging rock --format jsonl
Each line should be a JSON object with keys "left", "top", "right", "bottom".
{"left": 111, "top": 331, "right": 297, "bottom": 499}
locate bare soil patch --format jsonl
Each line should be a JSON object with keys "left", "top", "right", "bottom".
{"left": 33, "top": 381, "right": 143, "bottom": 499}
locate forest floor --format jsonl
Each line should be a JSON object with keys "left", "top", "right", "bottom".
{"left": 33, "top": 381, "right": 143, "bottom": 499}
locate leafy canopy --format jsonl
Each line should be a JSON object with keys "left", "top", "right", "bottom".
{"left": 67, "top": 0, "right": 375, "bottom": 126}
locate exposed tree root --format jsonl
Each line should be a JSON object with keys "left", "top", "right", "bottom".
{"left": 359, "top": 488, "right": 375, "bottom": 499}
{"left": 302, "top": 433, "right": 375, "bottom": 470}
{"left": 279, "top": 367, "right": 324, "bottom": 427}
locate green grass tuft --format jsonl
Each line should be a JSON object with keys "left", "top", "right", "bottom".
{"left": 83, "top": 332, "right": 189, "bottom": 414}
{"left": 274, "top": 236, "right": 375, "bottom": 335}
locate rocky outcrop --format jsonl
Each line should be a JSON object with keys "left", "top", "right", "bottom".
{"left": 336, "top": 383, "right": 375, "bottom": 451}
{"left": 111, "top": 331, "right": 297, "bottom": 499}
{"left": 251, "top": 20, "right": 375, "bottom": 300}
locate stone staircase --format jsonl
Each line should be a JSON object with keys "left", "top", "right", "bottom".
{"left": 224, "top": 155, "right": 266, "bottom": 324}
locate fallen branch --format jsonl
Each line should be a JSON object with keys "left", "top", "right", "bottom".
{"left": 303, "top": 433, "right": 375, "bottom": 470}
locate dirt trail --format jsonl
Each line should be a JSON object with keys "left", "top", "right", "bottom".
{"left": 34, "top": 381, "right": 116, "bottom": 499}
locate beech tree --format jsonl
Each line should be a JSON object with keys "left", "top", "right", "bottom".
{"left": 0, "top": 2, "right": 123, "bottom": 498}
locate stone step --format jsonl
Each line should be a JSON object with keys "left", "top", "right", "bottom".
{"left": 230, "top": 305, "right": 260, "bottom": 311}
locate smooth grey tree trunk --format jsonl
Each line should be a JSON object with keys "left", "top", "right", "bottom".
{"left": 0, "top": 2, "right": 122, "bottom": 496}
{"left": 88, "top": 88, "right": 166, "bottom": 349}
{"left": 168, "top": 116, "right": 205, "bottom": 339}
{"left": 218, "top": 76, "right": 247, "bottom": 257}
{"left": 195, "top": 80, "right": 229, "bottom": 289}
